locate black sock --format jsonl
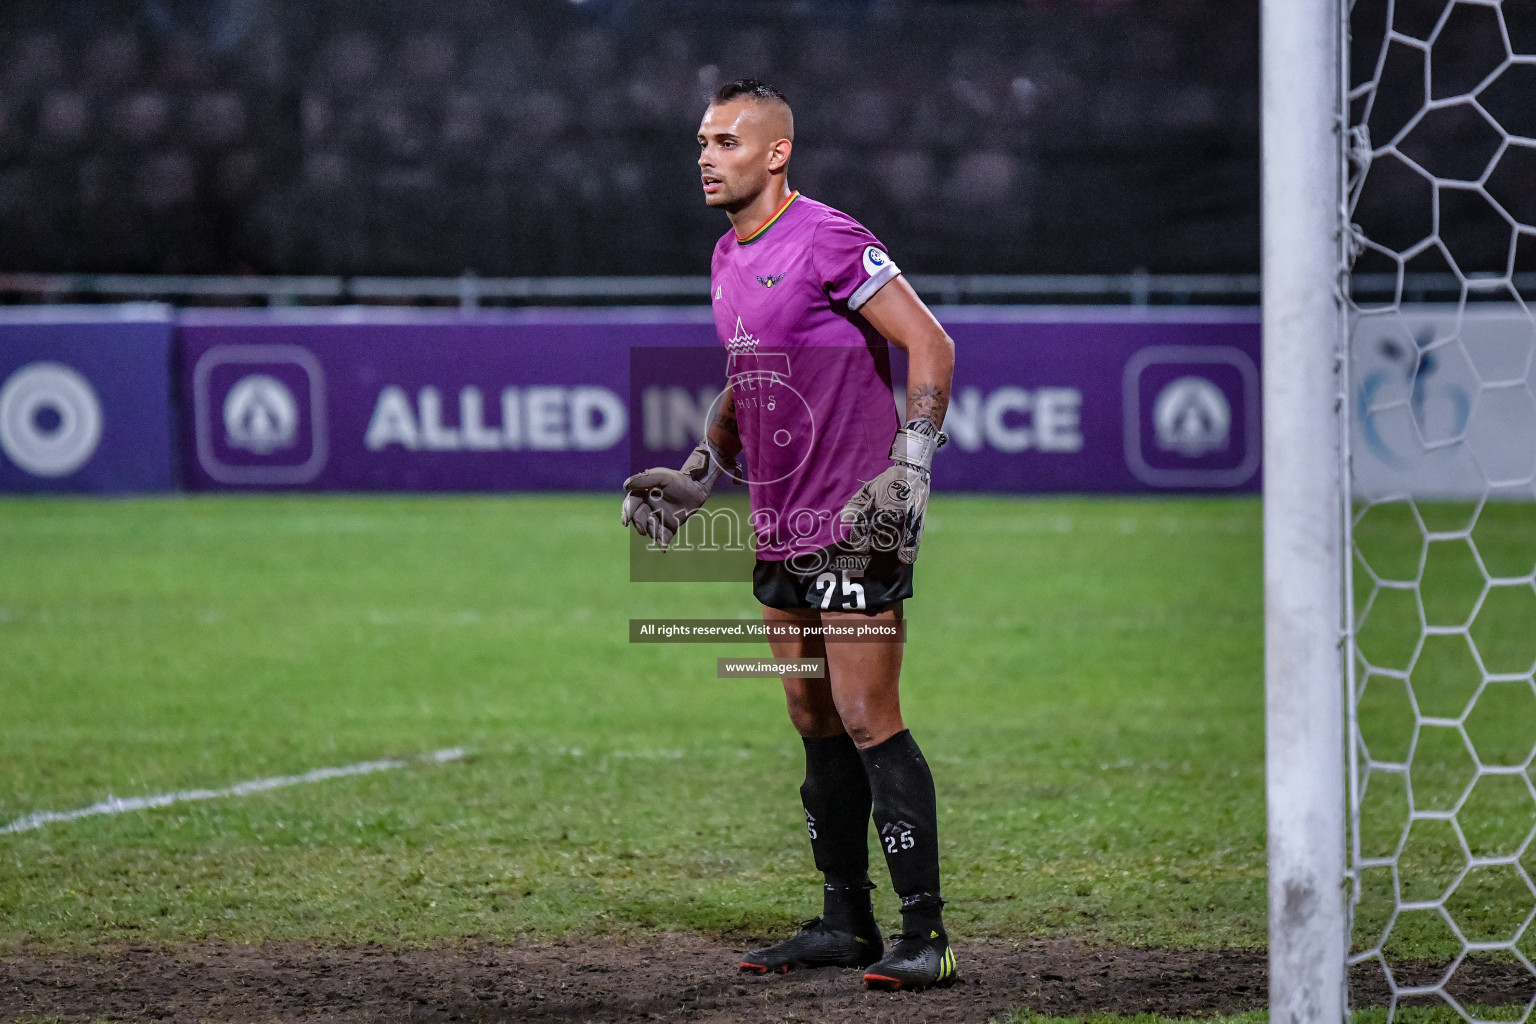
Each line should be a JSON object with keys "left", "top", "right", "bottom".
{"left": 800, "top": 733, "right": 874, "bottom": 931}
{"left": 859, "top": 729, "right": 946, "bottom": 939}
{"left": 821, "top": 880, "right": 877, "bottom": 935}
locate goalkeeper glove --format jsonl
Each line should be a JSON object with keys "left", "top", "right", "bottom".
{"left": 620, "top": 439, "right": 734, "bottom": 550}
{"left": 839, "top": 418, "right": 947, "bottom": 564}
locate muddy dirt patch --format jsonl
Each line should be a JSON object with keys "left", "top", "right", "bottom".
{"left": 0, "top": 936, "right": 1519, "bottom": 1022}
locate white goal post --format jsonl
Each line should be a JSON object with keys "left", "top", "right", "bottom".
{"left": 1262, "top": 0, "right": 1351, "bottom": 1022}
{"left": 1268, "top": 0, "right": 1536, "bottom": 1016}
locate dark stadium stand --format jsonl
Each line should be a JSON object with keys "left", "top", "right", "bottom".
{"left": 0, "top": 0, "right": 1263, "bottom": 278}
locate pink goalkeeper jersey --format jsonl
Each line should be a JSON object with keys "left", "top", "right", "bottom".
{"left": 710, "top": 191, "right": 903, "bottom": 561}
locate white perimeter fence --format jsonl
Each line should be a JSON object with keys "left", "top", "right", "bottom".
{"left": 1, "top": 271, "right": 1530, "bottom": 308}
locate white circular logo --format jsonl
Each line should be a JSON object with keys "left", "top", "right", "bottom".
{"left": 224, "top": 374, "right": 299, "bottom": 454}
{"left": 0, "top": 362, "right": 104, "bottom": 477}
{"left": 863, "top": 246, "right": 888, "bottom": 275}
{"left": 1153, "top": 376, "right": 1231, "bottom": 457}
{"left": 704, "top": 375, "right": 816, "bottom": 487}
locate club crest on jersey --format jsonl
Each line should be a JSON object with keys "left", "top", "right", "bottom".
{"left": 756, "top": 273, "right": 786, "bottom": 288}
{"left": 863, "top": 246, "right": 889, "bottom": 276}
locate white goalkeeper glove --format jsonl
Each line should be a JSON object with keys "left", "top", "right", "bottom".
{"left": 839, "top": 418, "right": 947, "bottom": 564}
{"left": 620, "top": 439, "right": 734, "bottom": 550}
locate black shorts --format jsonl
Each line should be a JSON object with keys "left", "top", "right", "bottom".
{"left": 753, "top": 541, "right": 914, "bottom": 614}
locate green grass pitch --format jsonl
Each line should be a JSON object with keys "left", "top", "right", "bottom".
{"left": 1, "top": 493, "right": 1267, "bottom": 953}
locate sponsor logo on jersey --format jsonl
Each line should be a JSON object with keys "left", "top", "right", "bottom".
{"left": 725, "top": 316, "right": 760, "bottom": 355}
{"left": 862, "top": 246, "right": 889, "bottom": 276}
{"left": 715, "top": 285, "right": 723, "bottom": 301}
{"left": 755, "top": 273, "right": 786, "bottom": 288}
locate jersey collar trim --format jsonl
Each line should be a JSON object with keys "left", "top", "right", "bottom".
{"left": 735, "top": 191, "right": 800, "bottom": 245}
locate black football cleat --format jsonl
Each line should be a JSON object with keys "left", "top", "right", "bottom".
{"left": 862, "top": 929, "right": 959, "bottom": 991}
{"left": 739, "top": 917, "right": 883, "bottom": 974}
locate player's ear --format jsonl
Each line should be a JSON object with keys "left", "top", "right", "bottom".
{"left": 768, "top": 138, "right": 792, "bottom": 173}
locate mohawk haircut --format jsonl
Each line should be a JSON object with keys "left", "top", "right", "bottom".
{"left": 713, "top": 78, "right": 791, "bottom": 109}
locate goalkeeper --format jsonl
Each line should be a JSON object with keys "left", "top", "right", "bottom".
{"left": 620, "top": 79, "right": 959, "bottom": 992}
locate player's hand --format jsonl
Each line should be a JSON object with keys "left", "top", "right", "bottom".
{"left": 840, "top": 462, "right": 932, "bottom": 564}
{"left": 620, "top": 441, "right": 731, "bottom": 551}
{"left": 839, "top": 419, "right": 946, "bottom": 564}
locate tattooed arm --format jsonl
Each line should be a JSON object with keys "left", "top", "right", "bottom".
{"left": 705, "top": 388, "right": 744, "bottom": 462}
{"left": 855, "top": 275, "right": 955, "bottom": 429}
{"left": 840, "top": 274, "right": 955, "bottom": 563}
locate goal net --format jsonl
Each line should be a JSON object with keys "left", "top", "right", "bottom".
{"left": 1344, "top": 0, "right": 1536, "bottom": 1018}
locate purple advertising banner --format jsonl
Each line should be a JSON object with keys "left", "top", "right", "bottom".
{"left": 0, "top": 307, "right": 177, "bottom": 493}
{"left": 931, "top": 308, "right": 1262, "bottom": 492}
{"left": 178, "top": 307, "right": 1260, "bottom": 493}
{"left": 179, "top": 309, "right": 712, "bottom": 491}
{"left": 630, "top": 307, "right": 1261, "bottom": 494}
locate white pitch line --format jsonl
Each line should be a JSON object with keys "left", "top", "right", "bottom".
{"left": 0, "top": 748, "right": 468, "bottom": 836}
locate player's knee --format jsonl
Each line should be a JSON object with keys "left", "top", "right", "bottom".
{"left": 844, "top": 719, "right": 904, "bottom": 750}
{"left": 844, "top": 722, "right": 879, "bottom": 748}
{"left": 789, "top": 713, "right": 843, "bottom": 739}
{"left": 786, "top": 701, "right": 842, "bottom": 739}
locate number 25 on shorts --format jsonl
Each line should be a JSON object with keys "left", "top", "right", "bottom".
{"left": 813, "top": 570, "right": 865, "bottom": 611}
